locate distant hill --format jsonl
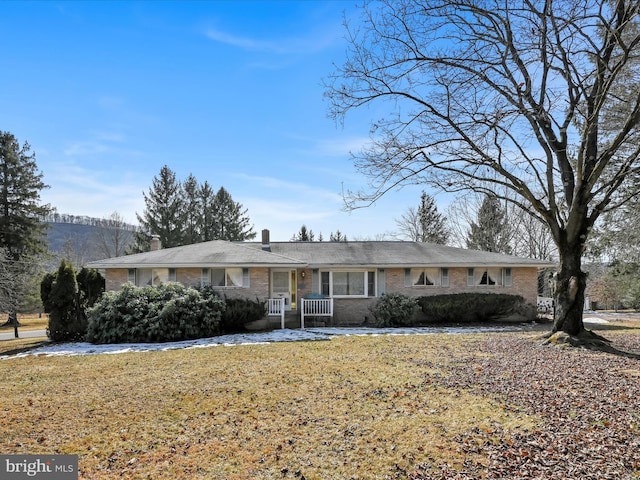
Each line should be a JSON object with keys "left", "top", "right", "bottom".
{"left": 43, "top": 215, "right": 138, "bottom": 268}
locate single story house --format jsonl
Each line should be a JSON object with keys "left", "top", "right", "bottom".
{"left": 86, "top": 229, "right": 551, "bottom": 328}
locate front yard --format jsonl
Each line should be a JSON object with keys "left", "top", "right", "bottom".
{"left": 1, "top": 322, "right": 639, "bottom": 479}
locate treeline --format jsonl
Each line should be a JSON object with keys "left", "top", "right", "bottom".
{"left": 130, "top": 165, "right": 256, "bottom": 252}
{"left": 41, "top": 213, "right": 138, "bottom": 231}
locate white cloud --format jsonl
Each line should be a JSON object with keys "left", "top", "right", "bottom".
{"left": 63, "top": 141, "right": 110, "bottom": 156}
{"left": 204, "top": 26, "right": 340, "bottom": 56}
{"left": 40, "top": 163, "right": 145, "bottom": 224}
{"left": 233, "top": 173, "right": 343, "bottom": 203}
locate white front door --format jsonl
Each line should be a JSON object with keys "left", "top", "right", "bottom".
{"left": 272, "top": 270, "right": 296, "bottom": 311}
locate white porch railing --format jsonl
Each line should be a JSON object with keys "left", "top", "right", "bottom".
{"left": 267, "top": 297, "right": 286, "bottom": 329}
{"left": 300, "top": 297, "right": 334, "bottom": 329}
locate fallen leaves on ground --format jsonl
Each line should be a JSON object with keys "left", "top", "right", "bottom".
{"left": 404, "top": 331, "right": 640, "bottom": 479}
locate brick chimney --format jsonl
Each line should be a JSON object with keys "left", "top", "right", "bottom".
{"left": 261, "top": 229, "right": 271, "bottom": 251}
{"left": 150, "top": 235, "right": 162, "bottom": 251}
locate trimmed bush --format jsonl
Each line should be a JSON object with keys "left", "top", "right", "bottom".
{"left": 417, "top": 293, "right": 535, "bottom": 323}
{"left": 371, "top": 293, "right": 419, "bottom": 327}
{"left": 220, "top": 296, "right": 267, "bottom": 333}
{"left": 86, "top": 283, "right": 225, "bottom": 344}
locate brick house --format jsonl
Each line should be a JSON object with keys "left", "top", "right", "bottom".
{"left": 86, "top": 229, "right": 550, "bottom": 328}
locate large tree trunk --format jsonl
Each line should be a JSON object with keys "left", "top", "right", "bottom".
{"left": 552, "top": 240, "right": 586, "bottom": 335}
{"left": 551, "top": 258, "right": 586, "bottom": 336}
{"left": 546, "top": 240, "right": 611, "bottom": 348}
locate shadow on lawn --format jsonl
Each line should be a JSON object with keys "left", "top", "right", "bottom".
{"left": 0, "top": 340, "right": 51, "bottom": 357}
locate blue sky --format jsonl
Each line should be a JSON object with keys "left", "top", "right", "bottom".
{"left": 0, "top": 0, "right": 431, "bottom": 241}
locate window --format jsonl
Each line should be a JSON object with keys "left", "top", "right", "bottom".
{"left": 201, "top": 268, "right": 210, "bottom": 287}
{"left": 504, "top": 268, "right": 512, "bottom": 286}
{"left": 367, "top": 271, "right": 376, "bottom": 297}
{"left": 320, "top": 270, "right": 376, "bottom": 297}
{"left": 202, "top": 268, "right": 249, "bottom": 288}
{"left": 467, "top": 268, "right": 510, "bottom": 287}
{"left": 408, "top": 268, "right": 448, "bottom": 287}
{"left": 131, "top": 268, "right": 170, "bottom": 286}
{"left": 321, "top": 272, "right": 330, "bottom": 296}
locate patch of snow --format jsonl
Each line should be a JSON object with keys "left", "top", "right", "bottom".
{"left": 1, "top": 325, "right": 525, "bottom": 359}
{"left": 583, "top": 317, "right": 610, "bottom": 324}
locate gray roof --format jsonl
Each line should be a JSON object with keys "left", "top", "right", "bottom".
{"left": 86, "top": 240, "right": 304, "bottom": 269}
{"left": 244, "top": 241, "right": 551, "bottom": 268}
{"left": 87, "top": 240, "right": 552, "bottom": 269}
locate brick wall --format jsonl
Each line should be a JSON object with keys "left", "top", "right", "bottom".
{"left": 384, "top": 267, "right": 538, "bottom": 305}
{"left": 105, "top": 269, "right": 128, "bottom": 291}
{"left": 104, "top": 266, "right": 539, "bottom": 326}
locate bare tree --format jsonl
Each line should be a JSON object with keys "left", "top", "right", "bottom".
{"left": 94, "top": 211, "right": 135, "bottom": 258}
{"left": 326, "top": 0, "right": 640, "bottom": 341}
{"left": 0, "top": 248, "right": 40, "bottom": 338}
{"left": 510, "top": 206, "right": 558, "bottom": 261}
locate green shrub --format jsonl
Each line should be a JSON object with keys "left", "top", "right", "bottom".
{"left": 41, "top": 260, "right": 87, "bottom": 342}
{"left": 86, "top": 283, "right": 225, "bottom": 344}
{"left": 371, "top": 293, "right": 419, "bottom": 327}
{"left": 417, "top": 293, "right": 534, "bottom": 323}
{"left": 76, "top": 267, "right": 105, "bottom": 308}
{"left": 221, "top": 296, "right": 267, "bottom": 333}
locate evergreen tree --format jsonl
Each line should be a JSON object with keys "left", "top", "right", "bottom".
{"left": 41, "top": 260, "right": 86, "bottom": 341}
{"left": 199, "top": 180, "right": 216, "bottom": 242}
{"left": 292, "top": 224, "right": 315, "bottom": 241}
{"left": 76, "top": 267, "right": 105, "bottom": 309}
{"left": 329, "top": 230, "right": 347, "bottom": 242}
{"left": 133, "top": 165, "right": 186, "bottom": 251}
{"left": 211, "top": 187, "right": 256, "bottom": 241}
{"left": 182, "top": 174, "right": 202, "bottom": 244}
{"left": 396, "top": 191, "right": 448, "bottom": 243}
{"left": 466, "top": 194, "right": 512, "bottom": 254}
{"left": 0, "top": 131, "right": 52, "bottom": 331}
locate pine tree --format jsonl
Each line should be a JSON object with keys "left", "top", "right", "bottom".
{"left": 329, "top": 230, "right": 347, "bottom": 242}
{"left": 466, "top": 194, "right": 512, "bottom": 254}
{"left": 182, "top": 174, "right": 202, "bottom": 244}
{"left": 199, "top": 181, "right": 216, "bottom": 242}
{"left": 133, "top": 165, "right": 186, "bottom": 251}
{"left": 396, "top": 191, "right": 448, "bottom": 243}
{"left": 211, "top": 187, "right": 256, "bottom": 241}
{"left": 417, "top": 192, "right": 448, "bottom": 244}
{"left": 0, "top": 131, "right": 52, "bottom": 332}
{"left": 292, "top": 224, "right": 315, "bottom": 241}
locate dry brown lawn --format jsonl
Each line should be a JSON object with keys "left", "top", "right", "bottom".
{"left": 0, "top": 313, "right": 48, "bottom": 332}
{"left": 1, "top": 322, "right": 639, "bottom": 479}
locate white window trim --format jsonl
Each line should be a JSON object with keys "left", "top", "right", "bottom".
{"left": 467, "top": 268, "right": 512, "bottom": 287}
{"left": 408, "top": 267, "right": 449, "bottom": 287}
{"left": 202, "top": 267, "right": 249, "bottom": 288}
{"left": 320, "top": 269, "right": 376, "bottom": 298}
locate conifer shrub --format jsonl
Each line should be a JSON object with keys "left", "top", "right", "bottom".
{"left": 220, "top": 296, "right": 267, "bottom": 333}
{"left": 86, "top": 283, "right": 224, "bottom": 344}
{"left": 41, "top": 264, "right": 105, "bottom": 342}
{"left": 371, "top": 293, "right": 419, "bottom": 327}
{"left": 417, "top": 293, "right": 534, "bottom": 323}
{"left": 41, "top": 260, "right": 87, "bottom": 342}
{"left": 76, "top": 267, "right": 105, "bottom": 308}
